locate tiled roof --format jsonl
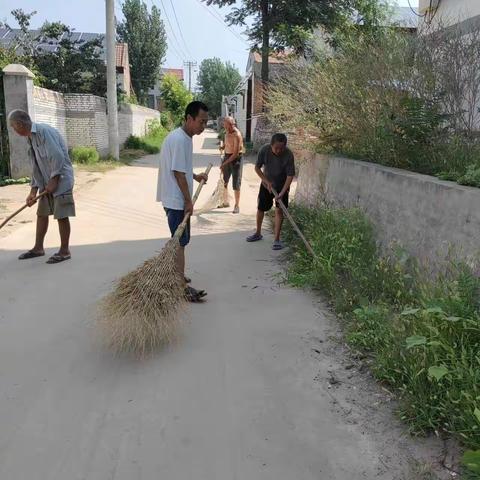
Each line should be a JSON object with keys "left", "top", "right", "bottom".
{"left": 161, "top": 68, "right": 184, "bottom": 81}
{"left": 116, "top": 43, "right": 129, "bottom": 68}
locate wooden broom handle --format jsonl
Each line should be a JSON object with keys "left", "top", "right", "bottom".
{"left": 173, "top": 164, "right": 213, "bottom": 241}
{"left": 271, "top": 186, "right": 316, "bottom": 258}
{"left": 0, "top": 191, "right": 48, "bottom": 231}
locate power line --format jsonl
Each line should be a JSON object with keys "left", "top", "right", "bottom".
{"left": 147, "top": 0, "right": 185, "bottom": 62}
{"left": 407, "top": 0, "right": 426, "bottom": 18}
{"left": 168, "top": 0, "right": 194, "bottom": 59}
{"left": 409, "top": 0, "right": 442, "bottom": 24}
{"left": 194, "top": 0, "right": 249, "bottom": 46}
{"left": 158, "top": 0, "right": 189, "bottom": 59}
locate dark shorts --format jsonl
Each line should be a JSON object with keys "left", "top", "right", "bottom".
{"left": 222, "top": 154, "right": 243, "bottom": 191}
{"left": 257, "top": 184, "right": 289, "bottom": 212}
{"left": 164, "top": 208, "right": 190, "bottom": 247}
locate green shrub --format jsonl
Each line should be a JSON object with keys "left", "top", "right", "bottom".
{"left": 0, "top": 176, "right": 31, "bottom": 187}
{"left": 283, "top": 203, "right": 480, "bottom": 449}
{"left": 160, "top": 111, "right": 175, "bottom": 130}
{"left": 71, "top": 146, "right": 99, "bottom": 164}
{"left": 267, "top": 18, "right": 480, "bottom": 188}
{"left": 124, "top": 135, "right": 159, "bottom": 154}
{"left": 458, "top": 164, "right": 480, "bottom": 188}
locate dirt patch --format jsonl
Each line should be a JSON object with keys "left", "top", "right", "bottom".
{"left": 0, "top": 167, "right": 107, "bottom": 238}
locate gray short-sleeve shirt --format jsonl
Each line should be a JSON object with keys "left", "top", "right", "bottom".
{"left": 256, "top": 144, "right": 295, "bottom": 191}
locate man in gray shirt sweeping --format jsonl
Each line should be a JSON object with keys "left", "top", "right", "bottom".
{"left": 246, "top": 133, "right": 295, "bottom": 250}
{"left": 8, "top": 110, "right": 75, "bottom": 264}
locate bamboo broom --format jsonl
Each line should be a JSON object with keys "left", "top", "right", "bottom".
{"left": 96, "top": 164, "right": 212, "bottom": 356}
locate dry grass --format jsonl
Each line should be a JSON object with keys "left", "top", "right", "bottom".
{"left": 96, "top": 238, "right": 187, "bottom": 356}
{"left": 195, "top": 173, "right": 230, "bottom": 215}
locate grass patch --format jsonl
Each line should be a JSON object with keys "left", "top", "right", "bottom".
{"left": 72, "top": 120, "right": 169, "bottom": 173}
{"left": 71, "top": 146, "right": 99, "bottom": 164}
{"left": 0, "top": 176, "right": 30, "bottom": 187}
{"left": 283, "top": 204, "right": 480, "bottom": 452}
{"left": 125, "top": 119, "right": 169, "bottom": 154}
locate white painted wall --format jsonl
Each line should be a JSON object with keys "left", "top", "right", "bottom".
{"left": 419, "top": 0, "right": 480, "bottom": 28}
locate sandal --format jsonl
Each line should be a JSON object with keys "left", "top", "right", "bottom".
{"left": 18, "top": 250, "right": 45, "bottom": 260}
{"left": 46, "top": 253, "right": 71, "bottom": 264}
{"left": 185, "top": 286, "right": 207, "bottom": 303}
{"left": 246, "top": 233, "right": 263, "bottom": 242}
{"left": 272, "top": 240, "right": 284, "bottom": 251}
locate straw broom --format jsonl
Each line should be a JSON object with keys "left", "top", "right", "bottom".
{"left": 96, "top": 164, "right": 212, "bottom": 356}
{"left": 194, "top": 169, "right": 229, "bottom": 215}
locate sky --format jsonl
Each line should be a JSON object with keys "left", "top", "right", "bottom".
{"left": 1, "top": 0, "right": 418, "bottom": 88}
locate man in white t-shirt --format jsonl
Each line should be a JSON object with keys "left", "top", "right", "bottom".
{"left": 157, "top": 101, "right": 209, "bottom": 302}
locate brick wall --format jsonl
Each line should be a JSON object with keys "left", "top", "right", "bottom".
{"left": 33, "top": 87, "right": 67, "bottom": 139}
{"left": 64, "top": 93, "right": 109, "bottom": 155}
{"left": 32, "top": 86, "right": 159, "bottom": 158}
{"left": 253, "top": 76, "right": 264, "bottom": 115}
{"left": 118, "top": 103, "right": 160, "bottom": 145}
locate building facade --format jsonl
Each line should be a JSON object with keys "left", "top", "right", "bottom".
{"left": 418, "top": 0, "right": 480, "bottom": 30}
{"left": 147, "top": 68, "right": 184, "bottom": 111}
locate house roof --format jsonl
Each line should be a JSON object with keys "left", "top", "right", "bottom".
{"left": 0, "top": 28, "right": 129, "bottom": 68}
{"left": 161, "top": 68, "right": 184, "bottom": 81}
{"left": 387, "top": 6, "right": 418, "bottom": 29}
{"left": 251, "top": 51, "right": 289, "bottom": 64}
{"left": 247, "top": 51, "right": 289, "bottom": 80}
{"left": 354, "top": 6, "right": 418, "bottom": 29}
{"left": 0, "top": 27, "right": 106, "bottom": 52}
{"left": 116, "top": 43, "right": 129, "bottom": 69}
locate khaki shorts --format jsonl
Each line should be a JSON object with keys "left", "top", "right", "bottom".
{"left": 37, "top": 191, "right": 76, "bottom": 220}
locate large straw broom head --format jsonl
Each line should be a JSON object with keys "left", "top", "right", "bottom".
{"left": 96, "top": 238, "right": 186, "bottom": 356}
{"left": 195, "top": 174, "right": 230, "bottom": 215}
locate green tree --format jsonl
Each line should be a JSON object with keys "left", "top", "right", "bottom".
{"left": 35, "top": 22, "right": 107, "bottom": 96}
{"left": 3, "top": 9, "right": 106, "bottom": 95}
{"left": 117, "top": 0, "right": 167, "bottom": 104}
{"left": 196, "top": 58, "right": 241, "bottom": 117}
{"left": 160, "top": 73, "right": 193, "bottom": 125}
{"left": 203, "top": 0, "right": 354, "bottom": 83}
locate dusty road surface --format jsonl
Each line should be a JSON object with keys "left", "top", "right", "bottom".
{"left": 0, "top": 131, "right": 447, "bottom": 479}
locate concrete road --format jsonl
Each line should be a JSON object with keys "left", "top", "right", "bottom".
{"left": 0, "top": 131, "right": 432, "bottom": 479}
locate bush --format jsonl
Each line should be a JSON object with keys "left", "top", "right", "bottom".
{"left": 283, "top": 203, "right": 480, "bottom": 449}
{"left": 124, "top": 118, "right": 169, "bottom": 155}
{"left": 124, "top": 135, "right": 159, "bottom": 154}
{"left": 160, "top": 111, "right": 175, "bottom": 130}
{"left": 0, "top": 176, "right": 30, "bottom": 187}
{"left": 71, "top": 147, "right": 99, "bottom": 164}
{"left": 458, "top": 164, "right": 480, "bottom": 188}
{"left": 267, "top": 18, "right": 480, "bottom": 187}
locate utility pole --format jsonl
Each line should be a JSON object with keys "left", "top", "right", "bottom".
{"left": 183, "top": 61, "right": 197, "bottom": 92}
{"left": 106, "top": 0, "right": 119, "bottom": 159}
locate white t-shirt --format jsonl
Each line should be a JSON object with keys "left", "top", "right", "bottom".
{"left": 157, "top": 127, "right": 193, "bottom": 210}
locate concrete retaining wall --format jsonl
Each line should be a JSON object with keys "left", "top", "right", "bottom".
{"left": 295, "top": 153, "right": 480, "bottom": 266}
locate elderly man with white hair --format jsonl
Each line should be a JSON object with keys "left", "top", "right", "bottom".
{"left": 8, "top": 109, "right": 75, "bottom": 264}
{"left": 220, "top": 116, "right": 244, "bottom": 214}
